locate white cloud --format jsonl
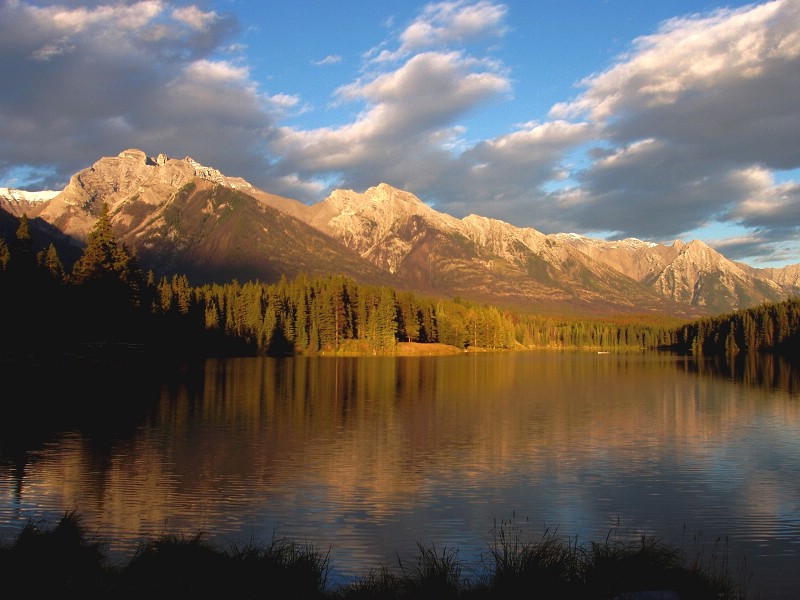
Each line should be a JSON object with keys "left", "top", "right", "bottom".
{"left": 272, "top": 51, "right": 510, "bottom": 177}
{"left": 26, "top": 0, "right": 167, "bottom": 35}
{"left": 372, "top": 0, "right": 508, "bottom": 63}
{"left": 268, "top": 93, "right": 301, "bottom": 109}
{"left": 313, "top": 54, "right": 342, "bottom": 66}
{"left": 729, "top": 175, "right": 800, "bottom": 230}
{"left": 172, "top": 5, "right": 219, "bottom": 31}
{"left": 0, "top": 0, "right": 269, "bottom": 189}
{"left": 541, "top": 0, "right": 800, "bottom": 262}
{"left": 181, "top": 59, "right": 250, "bottom": 85}
{"left": 2, "top": 0, "right": 799, "bottom": 267}
{"left": 425, "top": 119, "right": 594, "bottom": 222}
{"left": 551, "top": 1, "right": 798, "bottom": 123}
{"left": 400, "top": 0, "right": 508, "bottom": 50}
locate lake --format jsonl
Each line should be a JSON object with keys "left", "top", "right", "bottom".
{"left": 1, "top": 351, "right": 798, "bottom": 598}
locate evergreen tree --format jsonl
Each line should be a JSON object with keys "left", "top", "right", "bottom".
{"left": 157, "top": 276, "right": 175, "bottom": 313}
{"left": 173, "top": 274, "right": 194, "bottom": 315}
{"left": 396, "top": 291, "right": 421, "bottom": 342}
{"left": 8, "top": 213, "right": 37, "bottom": 276}
{"left": 0, "top": 238, "right": 9, "bottom": 270}
{"left": 205, "top": 298, "right": 221, "bottom": 330}
{"left": 38, "top": 243, "right": 65, "bottom": 281}
{"left": 13, "top": 213, "right": 33, "bottom": 255}
{"left": 376, "top": 287, "right": 398, "bottom": 350}
{"left": 313, "top": 284, "right": 337, "bottom": 350}
{"left": 71, "top": 202, "right": 139, "bottom": 287}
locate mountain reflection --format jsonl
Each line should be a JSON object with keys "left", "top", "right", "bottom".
{"left": 1, "top": 352, "right": 798, "bottom": 598}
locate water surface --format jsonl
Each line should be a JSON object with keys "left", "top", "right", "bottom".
{"left": 1, "top": 352, "right": 798, "bottom": 597}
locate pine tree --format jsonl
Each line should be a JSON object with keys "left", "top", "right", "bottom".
{"left": 157, "top": 276, "right": 174, "bottom": 313}
{"left": 14, "top": 213, "right": 32, "bottom": 254}
{"left": 71, "top": 202, "right": 139, "bottom": 287}
{"left": 313, "top": 284, "right": 337, "bottom": 350}
{"left": 0, "top": 238, "right": 9, "bottom": 270}
{"left": 396, "top": 291, "right": 421, "bottom": 342}
{"left": 38, "top": 243, "right": 65, "bottom": 281}
{"left": 173, "top": 274, "right": 194, "bottom": 315}
{"left": 376, "top": 287, "right": 398, "bottom": 351}
{"left": 9, "top": 213, "right": 37, "bottom": 275}
{"left": 205, "top": 298, "right": 221, "bottom": 330}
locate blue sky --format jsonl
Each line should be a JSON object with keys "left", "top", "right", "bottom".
{"left": 1, "top": 1, "right": 799, "bottom": 267}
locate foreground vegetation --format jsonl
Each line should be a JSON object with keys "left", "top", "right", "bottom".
{"left": 0, "top": 512, "right": 751, "bottom": 599}
{"left": 1, "top": 205, "right": 797, "bottom": 360}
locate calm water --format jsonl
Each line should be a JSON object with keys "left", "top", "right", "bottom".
{"left": 1, "top": 352, "right": 799, "bottom": 597}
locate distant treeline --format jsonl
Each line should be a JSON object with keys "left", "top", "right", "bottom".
{"left": 1, "top": 205, "right": 796, "bottom": 359}
{"left": 188, "top": 275, "right": 683, "bottom": 354}
{"left": 674, "top": 298, "right": 800, "bottom": 356}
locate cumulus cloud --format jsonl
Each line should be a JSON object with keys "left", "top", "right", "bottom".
{"left": 542, "top": 0, "right": 800, "bottom": 262}
{"left": 171, "top": 5, "right": 220, "bottom": 31}
{"left": 0, "top": 0, "right": 268, "bottom": 189}
{"left": 732, "top": 179, "right": 800, "bottom": 231}
{"left": 269, "top": 49, "right": 511, "bottom": 193}
{"left": 2, "top": 0, "right": 799, "bottom": 267}
{"left": 429, "top": 120, "right": 594, "bottom": 221}
{"left": 371, "top": 0, "right": 508, "bottom": 63}
{"left": 247, "top": 0, "right": 800, "bottom": 268}
{"left": 400, "top": 0, "right": 508, "bottom": 51}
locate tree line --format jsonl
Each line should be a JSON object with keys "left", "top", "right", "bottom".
{"left": 1, "top": 205, "right": 796, "bottom": 359}
{"left": 185, "top": 276, "right": 684, "bottom": 355}
{"left": 674, "top": 298, "right": 800, "bottom": 356}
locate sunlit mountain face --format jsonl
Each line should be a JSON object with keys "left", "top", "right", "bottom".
{"left": 2, "top": 149, "right": 798, "bottom": 317}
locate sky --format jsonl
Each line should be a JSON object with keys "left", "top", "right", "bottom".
{"left": 1, "top": 0, "right": 799, "bottom": 267}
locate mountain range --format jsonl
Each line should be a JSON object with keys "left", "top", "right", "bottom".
{"left": 3, "top": 148, "right": 799, "bottom": 317}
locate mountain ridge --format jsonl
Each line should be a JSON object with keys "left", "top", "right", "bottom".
{"left": 2, "top": 149, "right": 798, "bottom": 317}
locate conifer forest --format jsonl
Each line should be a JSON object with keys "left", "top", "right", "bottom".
{"left": 1, "top": 205, "right": 797, "bottom": 360}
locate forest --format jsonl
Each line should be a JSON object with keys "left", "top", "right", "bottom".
{"left": 674, "top": 298, "right": 800, "bottom": 356}
{"left": 0, "top": 204, "right": 796, "bottom": 360}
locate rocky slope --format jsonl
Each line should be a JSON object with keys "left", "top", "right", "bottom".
{"left": 303, "top": 183, "right": 687, "bottom": 314}
{"left": 2, "top": 150, "right": 388, "bottom": 287}
{"left": 555, "top": 235, "right": 791, "bottom": 314}
{"left": 2, "top": 149, "right": 798, "bottom": 316}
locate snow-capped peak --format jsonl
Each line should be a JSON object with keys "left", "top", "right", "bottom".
{"left": 0, "top": 187, "right": 60, "bottom": 202}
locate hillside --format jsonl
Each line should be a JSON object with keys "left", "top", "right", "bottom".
{"left": 2, "top": 149, "right": 798, "bottom": 317}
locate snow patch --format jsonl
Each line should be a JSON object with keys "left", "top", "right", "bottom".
{"left": 0, "top": 187, "right": 60, "bottom": 202}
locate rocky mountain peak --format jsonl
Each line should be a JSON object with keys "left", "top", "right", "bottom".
{"left": 32, "top": 149, "right": 258, "bottom": 240}
{"left": 367, "top": 183, "right": 426, "bottom": 207}
{"left": 336, "top": 183, "right": 432, "bottom": 216}
{"left": 0, "top": 188, "right": 60, "bottom": 203}
{"left": 3, "top": 149, "right": 799, "bottom": 315}
{"left": 117, "top": 148, "right": 152, "bottom": 164}
{"left": 460, "top": 214, "right": 548, "bottom": 261}
{"left": 0, "top": 187, "right": 59, "bottom": 221}
{"left": 677, "top": 239, "right": 743, "bottom": 276}
{"left": 110, "top": 149, "right": 256, "bottom": 192}
{"left": 182, "top": 155, "right": 254, "bottom": 191}
{"left": 312, "top": 183, "right": 460, "bottom": 236}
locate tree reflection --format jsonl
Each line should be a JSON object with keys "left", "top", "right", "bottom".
{"left": 683, "top": 353, "right": 799, "bottom": 393}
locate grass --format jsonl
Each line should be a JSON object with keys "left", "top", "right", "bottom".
{"left": 0, "top": 511, "right": 755, "bottom": 599}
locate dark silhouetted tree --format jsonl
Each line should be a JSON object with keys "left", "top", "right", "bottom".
{"left": 38, "top": 243, "right": 65, "bottom": 281}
